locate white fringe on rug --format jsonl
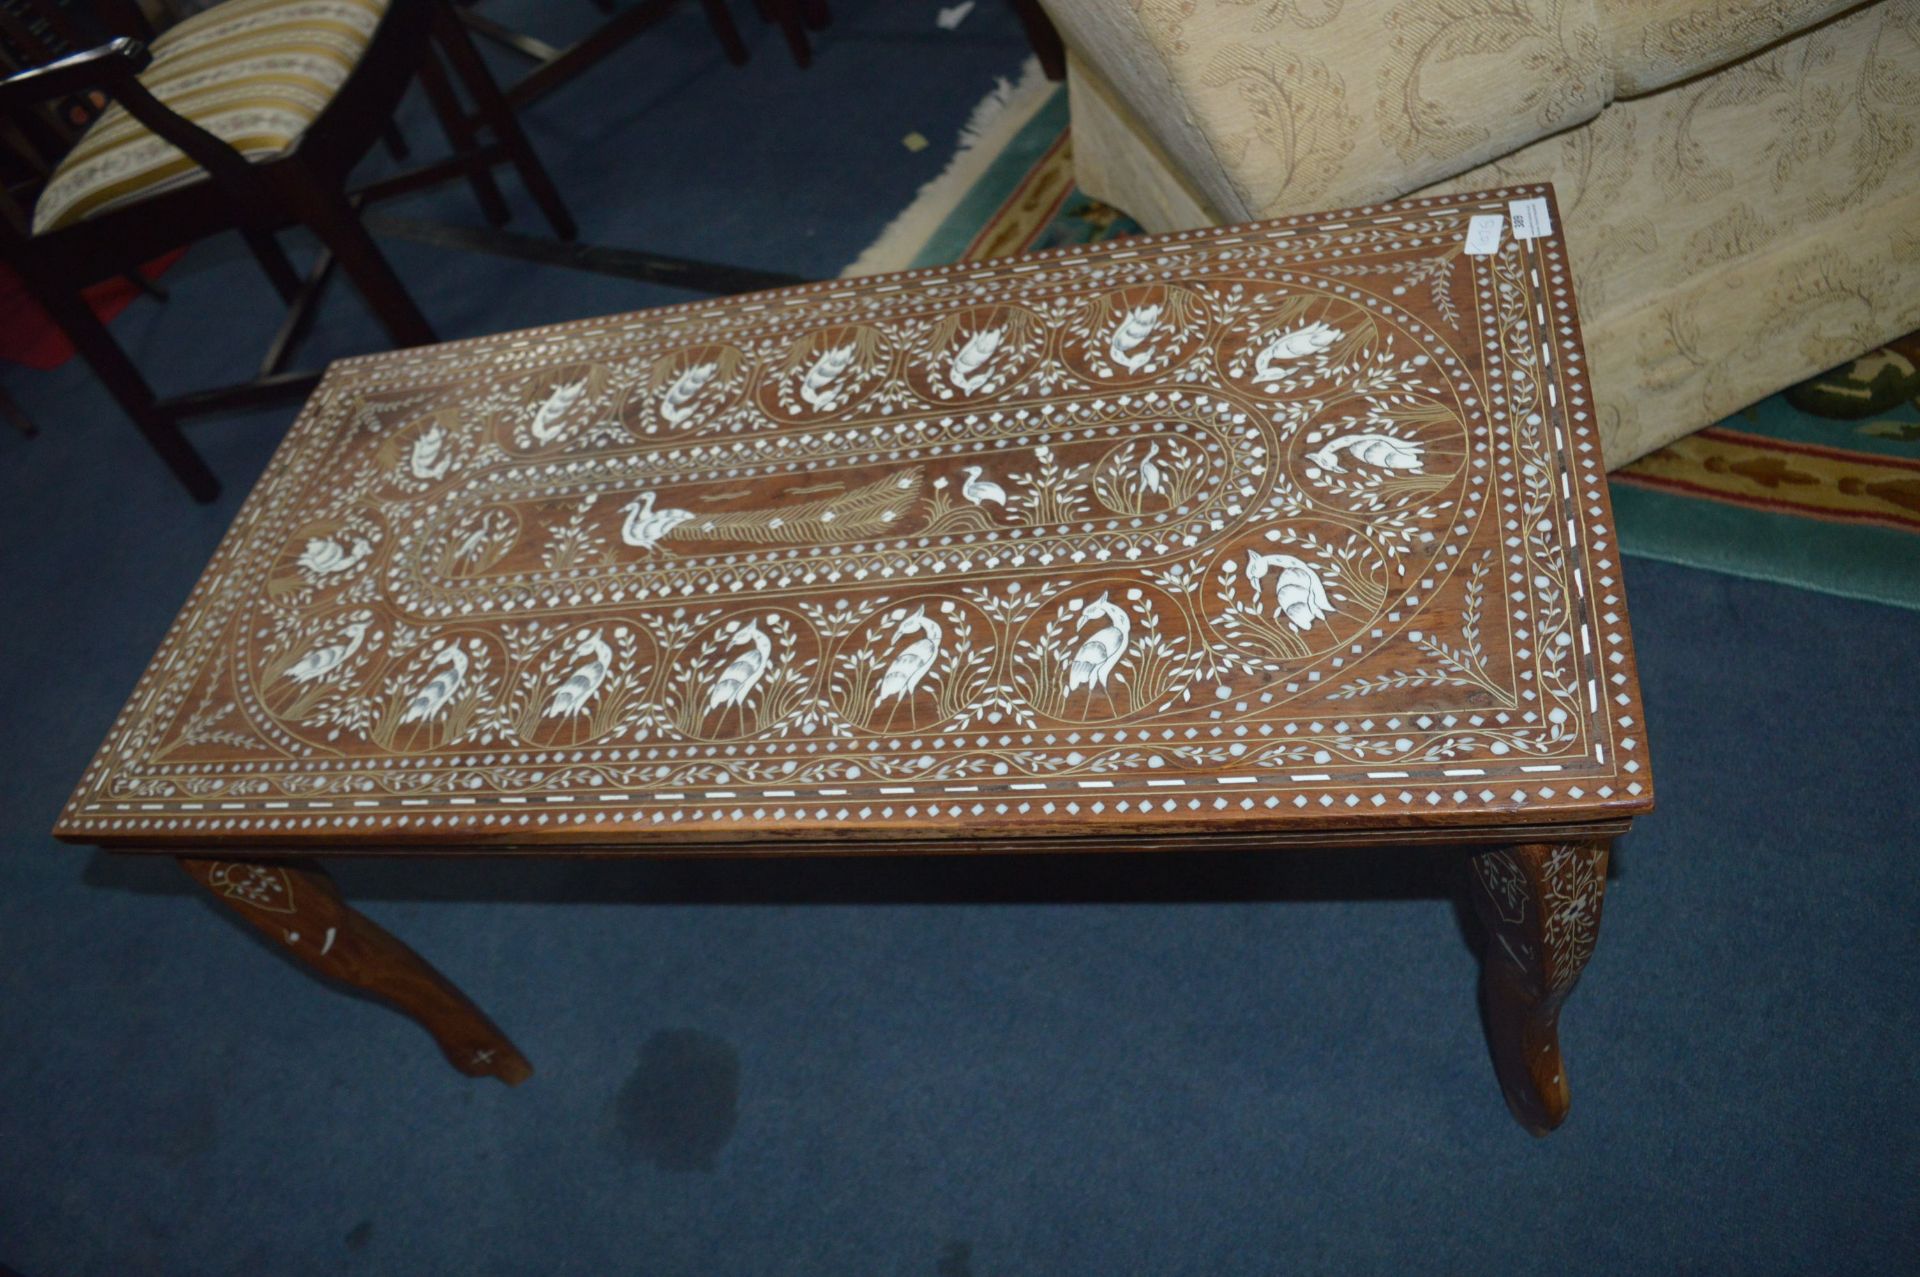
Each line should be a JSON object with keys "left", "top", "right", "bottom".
{"left": 841, "top": 55, "right": 1053, "bottom": 278}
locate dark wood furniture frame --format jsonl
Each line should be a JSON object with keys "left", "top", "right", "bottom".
{"left": 463, "top": 0, "right": 738, "bottom": 99}
{"left": 1, "top": 380, "right": 35, "bottom": 434}
{"left": 459, "top": 0, "right": 1061, "bottom": 103}
{"left": 456, "top": 0, "right": 829, "bottom": 109}
{"left": 0, "top": 0, "right": 576, "bottom": 503}
{"left": 1007, "top": 0, "right": 1063, "bottom": 80}
{"left": 754, "top": 0, "right": 830, "bottom": 71}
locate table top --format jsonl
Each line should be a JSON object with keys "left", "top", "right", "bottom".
{"left": 58, "top": 184, "right": 1651, "bottom": 855}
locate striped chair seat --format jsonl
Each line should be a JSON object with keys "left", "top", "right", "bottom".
{"left": 32, "top": 0, "right": 390, "bottom": 234}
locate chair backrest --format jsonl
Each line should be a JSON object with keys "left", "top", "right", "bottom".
{"left": 0, "top": 1, "right": 155, "bottom": 70}
{"left": 0, "top": 0, "right": 151, "bottom": 54}
{"left": 0, "top": 0, "right": 156, "bottom": 181}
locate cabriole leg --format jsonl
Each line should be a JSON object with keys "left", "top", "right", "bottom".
{"left": 1466, "top": 840, "right": 1609, "bottom": 1134}
{"left": 179, "top": 856, "right": 531, "bottom": 1084}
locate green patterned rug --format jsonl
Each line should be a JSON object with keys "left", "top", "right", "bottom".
{"left": 849, "top": 83, "right": 1920, "bottom": 610}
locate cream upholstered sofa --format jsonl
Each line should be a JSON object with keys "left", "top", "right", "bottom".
{"left": 1045, "top": 0, "right": 1920, "bottom": 467}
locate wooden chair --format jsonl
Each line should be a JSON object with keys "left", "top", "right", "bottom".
{"left": 457, "top": 0, "right": 824, "bottom": 112}
{"left": 0, "top": 0, "right": 576, "bottom": 502}
{"left": 758, "top": 0, "right": 830, "bottom": 71}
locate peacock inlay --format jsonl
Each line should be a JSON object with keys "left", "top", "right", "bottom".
{"left": 57, "top": 186, "right": 1649, "bottom": 847}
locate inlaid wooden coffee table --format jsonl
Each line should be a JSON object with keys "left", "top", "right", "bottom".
{"left": 57, "top": 185, "right": 1651, "bottom": 1133}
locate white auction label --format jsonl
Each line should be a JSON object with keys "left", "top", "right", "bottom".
{"left": 1508, "top": 196, "right": 1553, "bottom": 239}
{"left": 1465, "top": 214, "right": 1504, "bottom": 255}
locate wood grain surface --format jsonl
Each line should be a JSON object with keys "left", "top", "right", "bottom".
{"left": 56, "top": 185, "right": 1651, "bottom": 854}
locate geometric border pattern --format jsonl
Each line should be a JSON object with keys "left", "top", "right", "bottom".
{"left": 57, "top": 186, "right": 1651, "bottom": 849}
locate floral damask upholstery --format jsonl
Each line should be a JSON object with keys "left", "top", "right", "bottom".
{"left": 1046, "top": 0, "right": 1920, "bottom": 466}
{"left": 1600, "top": 0, "right": 1863, "bottom": 93}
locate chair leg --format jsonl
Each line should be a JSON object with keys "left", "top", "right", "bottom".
{"left": 380, "top": 119, "right": 411, "bottom": 161}
{"left": 22, "top": 268, "right": 218, "bottom": 501}
{"left": 242, "top": 226, "right": 304, "bottom": 304}
{"left": 293, "top": 182, "right": 436, "bottom": 349}
{"left": 1006, "top": 0, "right": 1064, "bottom": 81}
{"left": 122, "top": 270, "right": 167, "bottom": 302}
{"left": 761, "top": 0, "right": 812, "bottom": 68}
{"left": 417, "top": 46, "right": 511, "bottom": 227}
{"left": 429, "top": 1, "right": 577, "bottom": 241}
{"left": 1, "top": 384, "right": 38, "bottom": 438}
{"left": 698, "top": 0, "right": 749, "bottom": 65}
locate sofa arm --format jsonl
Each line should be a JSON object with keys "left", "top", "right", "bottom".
{"left": 1044, "top": 0, "right": 1610, "bottom": 221}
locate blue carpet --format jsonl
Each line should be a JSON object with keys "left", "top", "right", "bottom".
{"left": 2, "top": 4, "right": 1917, "bottom": 1273}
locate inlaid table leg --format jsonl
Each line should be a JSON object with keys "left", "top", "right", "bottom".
{"left": 1466, "top": 841, "right": 1610, "bottom": 1134}
{"left": 178, "top": 857, "right": 532, "bottom": 1085}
